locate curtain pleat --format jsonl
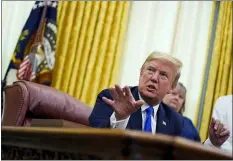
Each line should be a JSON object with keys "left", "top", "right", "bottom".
{"left": 198, "top": 2, "right": 232, "bottom": 141}
{"left": 52, "top": 1, "right": 131, "bottom": 106}
{"left": 193, "top": 2, "right": 217, "bottom": 126}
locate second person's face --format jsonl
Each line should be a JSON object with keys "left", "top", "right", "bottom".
{"left": 163, "top": 84, "right": 185, "bottom": 112}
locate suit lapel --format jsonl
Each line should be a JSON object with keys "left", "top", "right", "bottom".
{"left": 125, "top": 87, "right": 171, "bottom": 133}
{"left": 128, "top": 109, "right": 142, "bottom": 131}
{"left": 156, "top": 103, "right": 170, "bottom": 135}
{"left": 127, "top": 87, "right": 142, "bottom": 131}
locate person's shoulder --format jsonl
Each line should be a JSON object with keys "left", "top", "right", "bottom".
{"left": 216, "top": 95, "right": 232, "bottom": 103}
{"left": 214, "top": 95, "right": 232, "bottom": 111}
{"left": 183, "top": 116, "right": 194, "bottom": 125}
{"left": 182, "top": 116, "right": 201, "bottom": 142}
{"left": 97, "top": 88, "right": 111, "bottom": 98}
{"left": 182, "top": 116, "right": 199, "bottom": 132}
{"left": 161, "top": 102, "right": 183, "bottom": 119}
{"left": 183, "top": 116, "right": 191, "bottom": 121}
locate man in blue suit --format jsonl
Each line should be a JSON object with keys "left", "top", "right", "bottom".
{"left": 89, "top": 51, "right": 195, "bottom": 138}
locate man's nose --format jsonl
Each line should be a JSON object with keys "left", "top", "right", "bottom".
{"left": 150, "top": 71, "right": 159, "bottom": 83}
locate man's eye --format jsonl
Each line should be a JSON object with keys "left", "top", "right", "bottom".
{"left": 160, "top": 72, "right": 168, "bottom": 78}
{"left": 148, "top": 68, "right": 153, "bottom": 71}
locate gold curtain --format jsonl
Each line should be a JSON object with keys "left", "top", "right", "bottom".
{"left": 197, "top": 1, "right": 232, "bottom": 142}
{"left": 52, "top": 1, "right": 131, "bottom": 106}
{"left": 193, "top": 2, "right": 217, "bottom": 127}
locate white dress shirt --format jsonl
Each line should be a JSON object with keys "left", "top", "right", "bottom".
{"left": 204, "top": 95, "right": 232, "bottom": 155}
{"left": 110, "top": 93, "right": 160, "bottom": 134}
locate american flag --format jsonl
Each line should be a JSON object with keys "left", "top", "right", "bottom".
{"left": 16, "top": 54, "right": 37, "bottom": 81}
{"left": 3, "top": 1, "right": 57, "bottom": 86}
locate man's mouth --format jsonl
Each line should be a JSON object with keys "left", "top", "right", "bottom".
{"left": 147, "top": 85, "right": 156, "bottom": 91}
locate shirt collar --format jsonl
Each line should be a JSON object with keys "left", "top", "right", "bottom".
{"left": 138, "top": 92, "right": 160, "bottom": 114}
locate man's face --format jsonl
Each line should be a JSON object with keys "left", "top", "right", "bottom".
{"left": 138, "top": 59, "right": 177, "bottom": 103}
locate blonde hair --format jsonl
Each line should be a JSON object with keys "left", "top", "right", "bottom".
{"left": 177, "top": 82, "right": 186, "bottom": 115}
{"left": 141, "top": 51, "right": 182, "bottom": 88}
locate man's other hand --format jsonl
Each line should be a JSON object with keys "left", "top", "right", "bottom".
{"left": 209, "top": 117, "right": 230, "bottom": 148}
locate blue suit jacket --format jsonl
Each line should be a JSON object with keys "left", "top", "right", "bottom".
{"left": 89, "top": 86, "right": 184, "bottom": 136}
{"left": 181, "top": 117, "right": 201, "bottom": 142}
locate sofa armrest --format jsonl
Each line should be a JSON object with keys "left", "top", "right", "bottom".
{"left": 2, "top": 82, "right": 29, "bottom": 126}
{"left": 9, "top": 81, "right": 92, "bottom": 126}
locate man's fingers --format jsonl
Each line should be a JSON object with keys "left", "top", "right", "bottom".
{"left": 209, "top": 118, "right": 214, "bottom": 132}
{"left": 124, "top": 86, "right": 130, "bottom": 96}
{"left": 214, "top": 120, "right": 220, "bottom": 130}
{"left": 211, "top": 117, "right": 216, "bottom": 125}
{"left": 102, "top": 97, "right": 114, "bottom": 107}
{"left": 124, "top": 86, "right": 129, "bottom": 97}
{"left": 220, "top": 126, "right": 230, "bottom": 137}
{"left": 209, "top": 117, "right": 216, "bottom": 129}
{"left": 220, "top": 124, "right": 226, "bottom": 134}
{"left": 215, "top": 123, "right": 223, "bottom": 136}
{"left": 125, "top": 86, "right": 134, "bottom": 100}
{"left": 115, "top": 84, "right": 124, "bottom": 97}
{"left": 109, "top": 88, "right": 119, "bottom": 100}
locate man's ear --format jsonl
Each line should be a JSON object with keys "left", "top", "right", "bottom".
{"left": 171, "top": 79, "right": 178, "bottom": 89}
{"left": 171, "top": 84, "right": 176, "bottom": 90}
{"left": 140, "top": 68, "right": 143, "bottom": 76}
{"left": 167, "top": 88, "right": 172, "bottom": 94}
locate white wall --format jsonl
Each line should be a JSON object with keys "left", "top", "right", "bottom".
{"left": 119, "top": 1, "right": 212, "bottom": 120}
{"left": 2, "top": 1, "right": 34, "bottom": 80}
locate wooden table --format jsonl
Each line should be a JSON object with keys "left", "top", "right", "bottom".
{"left": 30, "top": 119, "right": 89, "bottom": 128}
{"left": 2, "top": 126, "right": 232, "bottom": 160}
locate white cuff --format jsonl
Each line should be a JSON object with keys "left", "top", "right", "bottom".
{"left": 110, "top": 112, "right": 130, "bottom": 129}
{"left": 204, "top": 138, "right": 220, "bottom": 150}
{"left": 204, "top": 138, "right": 233, "bottom": 155}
